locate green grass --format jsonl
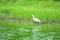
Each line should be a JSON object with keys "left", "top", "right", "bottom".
{"left": 0, "top": 1, "right": 60, "bottom": 23}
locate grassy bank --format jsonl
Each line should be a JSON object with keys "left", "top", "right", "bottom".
{"left": 0, "top": 1, "right": 60, "bottom": 23}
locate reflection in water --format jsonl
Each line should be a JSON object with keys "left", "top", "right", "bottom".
{"left": 0, "top": 25, "right": 60, "bottom": 40}
{"left": 32, "top": 26, "right": 53, "bottom": 40}
{"left": 32, "top": 26, "right": 40, "bottom": 40}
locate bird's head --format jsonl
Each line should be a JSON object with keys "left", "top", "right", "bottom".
{"left": 32, "top": 14, "right": 34, "bottom": 17}
{"left": 32, "top": 14, "right": 35, "bottom": 19}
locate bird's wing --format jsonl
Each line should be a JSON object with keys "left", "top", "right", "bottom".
{"left": 34, "top": 18, "right": 40, "bottom": 22}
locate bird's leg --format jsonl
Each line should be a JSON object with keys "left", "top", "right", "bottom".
{"left": 37, "top": 22, "right": 40, "bottom": 25}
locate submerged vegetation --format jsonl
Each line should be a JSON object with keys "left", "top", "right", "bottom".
{"left": 0, "top": 20, "right": 60, "bottom": 40}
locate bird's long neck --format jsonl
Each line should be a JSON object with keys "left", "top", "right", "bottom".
{"left": 32, "top": 15, "right": 34, "bottom": 19}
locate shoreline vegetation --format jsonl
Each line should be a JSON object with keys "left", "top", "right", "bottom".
{"left": 0, "top": 17, "right": 60, "bottom": 24}
{"left": 0, "top": 0, "right": 60, "bottom": 24}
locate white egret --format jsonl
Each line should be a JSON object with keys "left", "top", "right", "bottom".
{"left": 32, "top": 14, "right": 40, "bottom": 24}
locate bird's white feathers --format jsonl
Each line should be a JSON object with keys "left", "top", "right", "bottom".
{"left": 33, "top": 18, "right": 40, "bottom": 22}
{"left": 32, "top": 14, "right": 40, "bottom": 23}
